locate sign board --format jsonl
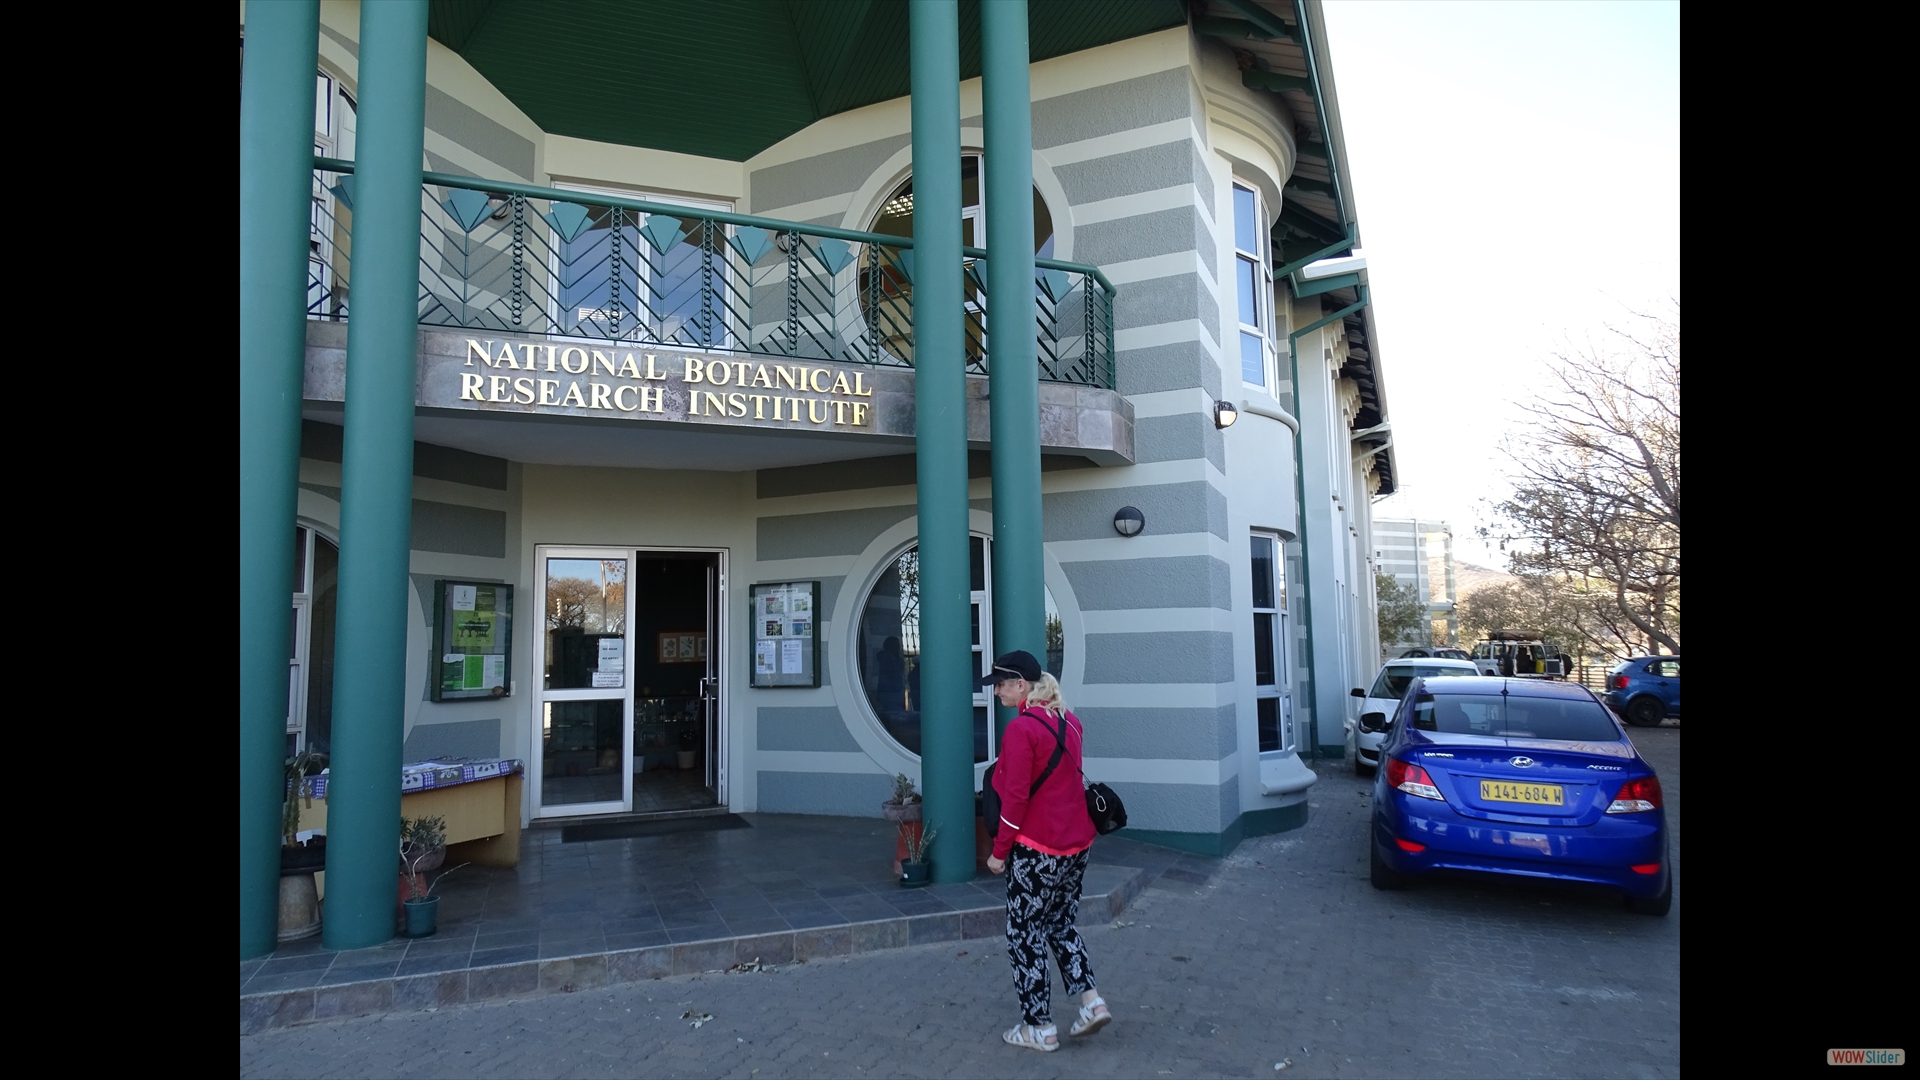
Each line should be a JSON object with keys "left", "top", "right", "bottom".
{"left": 432, "top": 580, "right": 514, "bottom": 701}
{"left": 748, "top": 581, "right": 820, "bottom": 688}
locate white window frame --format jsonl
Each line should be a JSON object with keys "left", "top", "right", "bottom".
{"left": 529, "top": 546, "right": 637, "bottom": 820}
{"left": 1252, "top": 531, "right": 1293, "bottom": 754}
{"left": 310, "top": 72, "right": 356, "bottom": 319}
{"left": 1232, "top": 181, "right": 1277, "bottom": 391}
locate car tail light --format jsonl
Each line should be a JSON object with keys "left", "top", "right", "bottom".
{"left": 1630, "top": 863, "right": 1661, "bottom": 875}
{"left": 1385, "top": 758, "right": 1444, "bottom": 801}
{"left": 1610, "top": 675, "right": 1629, "bottom": 690}
{"left": 1606, "top": 777, "right": 1663, "bottom": 813}
{"left": 1394, "top": 838, "right": 1427, "bottom": 853}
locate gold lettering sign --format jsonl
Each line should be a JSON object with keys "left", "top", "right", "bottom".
{"left": 463, "top": 339, "right": 875, "bottom": 429}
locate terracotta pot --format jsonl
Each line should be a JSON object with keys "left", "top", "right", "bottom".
{"left": 880, "top": 800, "right": 922, "bottom": 823}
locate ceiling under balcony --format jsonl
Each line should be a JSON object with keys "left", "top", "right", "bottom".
{"left": 425, "top": 0, "right": 1188, "bottom": 161}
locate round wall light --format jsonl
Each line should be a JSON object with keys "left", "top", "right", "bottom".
{"left": 1113, "top": 506, "right": 1145, "bottom": 537}
{"left": 1214, "top": 400, "right": 1239, "bottom": 429}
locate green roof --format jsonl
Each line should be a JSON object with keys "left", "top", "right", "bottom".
{"left": 426, "top": 0, "right": 1188, "bottom": 160}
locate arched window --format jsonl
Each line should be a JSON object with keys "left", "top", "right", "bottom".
{"left": 856, "top": 536, "right": 1062, "bottom": 763}
{"left": 860, "top": 155, "right": 1057, "bottom": 368}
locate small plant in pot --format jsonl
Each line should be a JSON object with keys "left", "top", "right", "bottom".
{"left": 399, "top": 815, "right": 465, "bottom": 938}
{"left": 676, "top": 724, "right": 699, "bottom": 770}
{"left": 880, "top": 773, "right": 922, "bottom": 822}
{"left": 277, "top": 751, "right": 328, "bottom": 942}
{"left": 900, "top": 824, "right": 937, "bottom": 887}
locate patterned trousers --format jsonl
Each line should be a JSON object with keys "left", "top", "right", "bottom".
{"left": 1005, "top": 844, "right": 1097, "bottom": 1027}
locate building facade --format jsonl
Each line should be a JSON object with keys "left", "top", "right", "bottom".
{"left": 1375, "top": 517, "right": 1458, "bottom": 650}
{"left": 240, "top": 0, "right": 1396, "bottom": 957}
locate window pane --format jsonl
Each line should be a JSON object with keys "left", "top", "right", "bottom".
{"left": 970, "top": 536, "right": 986, "bottom": 592}
{"left": 541, "top": 698, "right": 626, "bottom": 806}
{"left": 1241, "top": 331, "right": 1266, "bottom": 386}
{"left": 1251, "top": 536, "right": 1276, "bottom": 609}
{"left": 304, "top": 536, "right": 339, "bottom": 756}
{"left": 293, "top": 526, "right": 308, "bottom": 593}
{"left": 545, "top": 558, "right": 628, "bottom": 689}
{"left": 1237, "top": 256, "right": 1259, "bottom": 329}
{"left": 1257, "top": 696, "right": 1280, "bottom": 753}
{"left": 974, "top": 706, "right": 990, "bottom": 765}
{"left": 1044, "top": 587, "right": 1063, "bottom": 677}
{"left": 961, "top": 156, "right": 980, "bottom": 211}
{"left": 859, "top": 548, "right": 922, "bottom": 754}
{"left": 1233, "top": 186, "right": 1258, "bottom": 254}
{"left": 1253, "top": 612, "right": 1276, "bottom": 686}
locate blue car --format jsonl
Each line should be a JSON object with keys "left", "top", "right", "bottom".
{"left": 1606, "top": 655, "right": 1681, "bottom": 727}
{"left": 1369, "top": 676, "right": 1671, "bottom": 916}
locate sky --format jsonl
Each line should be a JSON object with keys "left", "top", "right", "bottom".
{"left": 1316, "top": 1, "right": 1680, "bottom": 567}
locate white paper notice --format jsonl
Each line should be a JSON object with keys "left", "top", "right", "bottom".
{"left": 598, "top": 637, "right": 624, "bottom": 672}
{"left": 591, "top": 671, "right": 622, "bottom": 688}
{"left": 483, "top": 654, "right": 506, "bottom": 686}
{"left": 781, "top": 639, "right": 803, "bottom": 674}
{"left": 755, "top": 640, "right": 777, "bottom": 675}
{"left": 451, "top": 585, "right": 477, "bottom": 611}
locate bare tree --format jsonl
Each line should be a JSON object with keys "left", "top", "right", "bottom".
{"left": 1486, "top": 303, "right": 1679, "bottom": 653}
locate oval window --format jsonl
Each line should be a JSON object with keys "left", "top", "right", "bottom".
{"left": 856, "top": 536, "right": 1062, "bottom": 762}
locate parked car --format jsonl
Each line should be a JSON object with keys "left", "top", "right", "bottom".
{"left": 1398, "top": 647, "right": 1472, "bottom": 661}
{"left": 1470, "top": 629, "right": 1566, "bottom": 678}
{"left": 1347, "top": 658, "right": 1480, "bottom": 774}
{"left": 1368, "top": 675, "right": 1671, "bottom": 915}
{"left": 1606, "top": 656, "right": 1680, "bottom": 727}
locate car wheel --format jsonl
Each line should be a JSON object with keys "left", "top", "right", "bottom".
{"left": 1624, "top": 872, "right": 1672, "bottom": 916}
{"left": 1370, "top": 840, "right": 1407, "bottom": 890}
{"left": 1625, "top": 696, "right": 1665, "bottom": 727}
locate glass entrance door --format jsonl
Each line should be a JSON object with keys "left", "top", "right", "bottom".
{"left": 533, "top": 549, "right": 633, "bottom": 818}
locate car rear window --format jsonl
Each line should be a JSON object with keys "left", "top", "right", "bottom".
{"left": 1369, "top": 666, "right": 1472, "bottom": 700}
{"left": 1411, "top": 693, "right": 1621, "bottom": 741}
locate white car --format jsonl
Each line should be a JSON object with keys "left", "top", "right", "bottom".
{"left": 1345, "top": 657, "right": 1481, "bottom": 773}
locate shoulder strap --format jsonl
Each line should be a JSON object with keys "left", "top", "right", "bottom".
{"left": 1026, "top": 711, "right": 1068, "bottom": 798}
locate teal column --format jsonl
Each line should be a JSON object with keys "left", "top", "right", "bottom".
{"left": 324, "top": 0, "right": 428, "bottom": 950}
{"left": 910, "top": 0, "right": 975, "bottom": 884}
{"left": 982, "top": 0, "right": 1044, "bottom": 744}
{"left": 239, "top": 0, "right": 320, "bottom": 961}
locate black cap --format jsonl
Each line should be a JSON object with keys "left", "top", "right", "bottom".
{"left": 977, "top": 650, "right": 1042, "bottom": 687}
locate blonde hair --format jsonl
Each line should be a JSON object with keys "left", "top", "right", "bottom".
{"left": 1023, "top": 672, "right": 1068, "bottom": 715}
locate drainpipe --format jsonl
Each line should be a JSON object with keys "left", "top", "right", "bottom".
{"left": 238, "top": 0, "right": 320, "bottom": 961}
{"left": 909, "top": 0, "right": 974, "bottom": 884}
{"left": 324, "top": 0, "right": 428, "bottom": 950}
{"left": 1287, "top": 287, "right": 1370, "bottom": 760}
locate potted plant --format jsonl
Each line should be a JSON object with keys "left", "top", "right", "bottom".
{"left": 900, "top": 824, "right": 937, "bottom": 887}
{"left": 880, "top": 773, "right": 923, "bottom": 822}
{"left": 277, "top": 750, "right": 327, "bottom": 942}
{"left": 399, "top": 815, "right": 464, "bottom": 938}
{"left": 676, "top": 724, "right": 698, "bottom": 770}
{"left": 882, "top": 774, "right": 923, "bottom": 875}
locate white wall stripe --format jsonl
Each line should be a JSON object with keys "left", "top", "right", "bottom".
{"left": 1117, "top": 320, "right": 1221, "bottom": 355}
{"left": 1103, "top": 251, "right": 1219, "bottom": 292}
{"left": 1083, "top": 756, "right": 1235, "bottom": 785}
{"left": 1038, "top": 118, "right": 1201, "bottom": 167}
{"left": 1080, "top": 608, "right": 1237, "bottom": 634}
{"left": 1071, "top": 185, "right": 1202, "bottom": 225}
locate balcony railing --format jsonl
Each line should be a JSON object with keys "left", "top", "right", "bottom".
{"left": 309, "top": 158, "right": 1116, "bottom": 390}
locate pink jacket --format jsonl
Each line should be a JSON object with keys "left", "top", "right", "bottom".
{"left": 991, "top": 705, "right": 1096, "bottom": 861}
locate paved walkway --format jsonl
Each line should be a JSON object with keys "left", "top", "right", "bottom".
{"left": 243, "top": 727, "right": 1679, "bottom": 1077}
{"left": 244, "top": 814, "right": 1209, "bottom": 1033}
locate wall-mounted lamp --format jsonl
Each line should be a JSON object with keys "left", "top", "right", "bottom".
{"left": 1214, "top": 400, "right": 1239, "bottom": 429}
{"left": 1113, "top": 506, "right": 1145, "bottom": 537}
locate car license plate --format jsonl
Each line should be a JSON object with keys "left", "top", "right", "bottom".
{"left": 1479, "top": 780, "right": 1565, "bottom": 806}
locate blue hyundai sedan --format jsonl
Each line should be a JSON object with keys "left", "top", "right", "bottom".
{"left": 1369, "top": 676, "right": 1671, "bottom": 915}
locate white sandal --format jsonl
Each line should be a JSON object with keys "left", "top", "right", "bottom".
{"left": 1069, "top": 997, "right": 1111, "bottom": 1037}
{"left": 1002, "top": 1023, "right": 1059, "bottom": 1052}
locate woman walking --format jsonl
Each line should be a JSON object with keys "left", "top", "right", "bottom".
{"left": 982, "top": 649, "right": 1112, "bottom": 1052}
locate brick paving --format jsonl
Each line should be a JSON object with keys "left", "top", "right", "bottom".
{"left": 241, "top": 727, "right": 1680, "bottom": 1078}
